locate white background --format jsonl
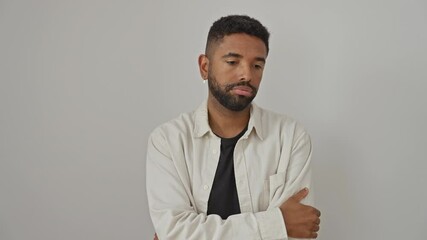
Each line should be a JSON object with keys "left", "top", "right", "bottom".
{"left": 1, "top": 0, "right": 426, "bottom": 239}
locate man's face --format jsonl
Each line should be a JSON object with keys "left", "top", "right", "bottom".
{"left": 203, "top": 33, "right": 267, "bottom": 111}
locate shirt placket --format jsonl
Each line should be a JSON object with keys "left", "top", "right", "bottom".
{"left": 200, "top": 135, "right": 221, "bottom": 213}
{"left": 234, "top": 138, "right": 254, "bottom": 213}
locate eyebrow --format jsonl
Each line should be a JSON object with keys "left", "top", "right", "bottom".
{"left": 222, "top": 52, "right": 266, "bottom": 63}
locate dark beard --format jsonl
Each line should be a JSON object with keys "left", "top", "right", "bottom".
{"left": 208, "top": 75, "right": 257, "bottom": 112}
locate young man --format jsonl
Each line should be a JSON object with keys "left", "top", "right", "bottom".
{"left": 146, "top": 15, "right": 321, "bottom": 240}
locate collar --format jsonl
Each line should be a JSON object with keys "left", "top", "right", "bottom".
{"left": 193, "top": 100, "right": 264, "bottom": 140}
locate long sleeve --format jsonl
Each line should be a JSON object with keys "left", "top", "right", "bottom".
{"left": 146, "top": 128, "right": 287, "bottom": 240}
{"left": 268, "top": 127, "right": 315, "bottom": 240}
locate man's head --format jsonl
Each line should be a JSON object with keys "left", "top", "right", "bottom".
{"left": 199, "top": 15, "right": 270, "bottom": 112}
{"left": 205, "top": 15, "right": 270, "bottom": 58}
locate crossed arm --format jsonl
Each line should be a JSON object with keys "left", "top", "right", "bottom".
{"left": 146, "top": 128, "right": 320, "bottom": 239}
{"left": 153, "top": 188, "right": 320, "bottom": 240}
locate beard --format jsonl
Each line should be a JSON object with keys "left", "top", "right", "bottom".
{"left": 208, "top": 73, "right": 258, "bottom": 112}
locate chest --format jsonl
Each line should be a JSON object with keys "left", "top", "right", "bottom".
{"left": 173, "top": 135, "right": 290, "bottom": 213}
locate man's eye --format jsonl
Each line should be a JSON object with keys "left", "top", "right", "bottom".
{"left": 226, "top": 61, "right": 237, "bottom": 65}
{"left": 255, "top": 64, "right": 263, "bottom": 69}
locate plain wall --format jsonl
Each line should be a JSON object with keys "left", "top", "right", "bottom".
{"left": 1, "top": 0, "right": 426, "bottom": 239}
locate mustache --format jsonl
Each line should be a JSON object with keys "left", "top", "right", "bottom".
{"left": 224, "top": 81, "right": 257, "bottom": 93}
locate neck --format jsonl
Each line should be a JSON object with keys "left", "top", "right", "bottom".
{"left": 207, "top": 94, "right": 251, "bottom": 138}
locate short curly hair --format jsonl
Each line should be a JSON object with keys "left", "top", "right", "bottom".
{"left": 205, "top": 15, "right": 270, "bottom": 57}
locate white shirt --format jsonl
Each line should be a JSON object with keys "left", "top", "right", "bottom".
{"left": 146, "top": 101, "right": 314, "bottom": 240}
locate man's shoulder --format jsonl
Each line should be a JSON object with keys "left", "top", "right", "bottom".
{"left": 254, "top": 104, "right": 298, "bottom": 125}
{"left": 149, "top": 110, "right": 197, "bottom": 139}
{"left": 253, "top": 104, "right": 308, "bottom": 136}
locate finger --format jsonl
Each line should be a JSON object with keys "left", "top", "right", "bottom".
{"left": 312, "top": 224, "right": 320, "bottom": 232}
{"left": 315, "top": 209, "right": 321, "bottom": 217}
{"left": 310, "top": 232, "right": 318, "bottom": 239}
{"left": 291, "top": 187, "right": 309, "bottom": 202}
{"left": 315, "top": 218, "right": 321, "bottom": 225}
{"left": 309, "top": 207, "right": 321, "bottom": 217}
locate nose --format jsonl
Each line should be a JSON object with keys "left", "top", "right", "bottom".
{"left": 238, "top": 63, "right": 252, "bottom": 82}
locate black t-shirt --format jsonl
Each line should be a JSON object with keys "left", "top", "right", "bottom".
{"left": 207, "top": 127, "right": 247, "bottom": 219}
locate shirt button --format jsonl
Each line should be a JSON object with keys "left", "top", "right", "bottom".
{"left": 203, "top": 185, "right": 209, "bottom": 190}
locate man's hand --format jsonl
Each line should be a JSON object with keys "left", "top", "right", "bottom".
{"left": 280, "top": 188, "right": 321, "bottom": 239}
{"left": 153, "top": 233, "right": 158, "bottom": 240}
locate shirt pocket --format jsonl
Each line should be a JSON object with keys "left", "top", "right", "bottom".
{"left": 268, "top": 172, "right": 287, "bottom": 208}
{"left": 260, "top": 172, "right": 288, "bottom": 210}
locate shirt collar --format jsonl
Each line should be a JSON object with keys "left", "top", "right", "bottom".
{"left": 193, "top": 100, "right": 264, "bottom": 140}
{"left": 193, "top": 100, "right": 211, "bottom": 138}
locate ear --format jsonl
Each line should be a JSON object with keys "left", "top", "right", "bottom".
{"left": 198, "top": 54, "right": 209, "bottom": 80}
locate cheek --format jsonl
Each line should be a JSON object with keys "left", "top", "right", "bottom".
{"left": 216, "top": 65, "right": 237, "bottom": 76}
{"left": 252, "top": 71, "right": 263, "bottom": 85}
{"left": 211, "top": 67, "right": 236, "bottom": 82}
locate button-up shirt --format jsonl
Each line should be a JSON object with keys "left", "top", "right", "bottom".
{"left": 146, "top": 101, "right": 314, "bottom": 240}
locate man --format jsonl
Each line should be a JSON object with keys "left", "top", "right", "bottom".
{"left": 146, "top": 15, "right": 320, "bottom": 240}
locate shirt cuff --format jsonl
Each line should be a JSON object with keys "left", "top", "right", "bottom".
{"left": 255, "top": 207, "right": 287, "bottom": 240}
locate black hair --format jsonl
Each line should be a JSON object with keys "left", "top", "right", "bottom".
{"left": 205, "top": 15, "right": 270, "bottom": 56}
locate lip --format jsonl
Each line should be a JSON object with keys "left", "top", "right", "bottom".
{"left": 231, "top": 86, "right": 253, "bottom": 97}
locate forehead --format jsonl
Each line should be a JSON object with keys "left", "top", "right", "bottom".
{"left": 211, "top": 33, "right": 267, "bottom": 58}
